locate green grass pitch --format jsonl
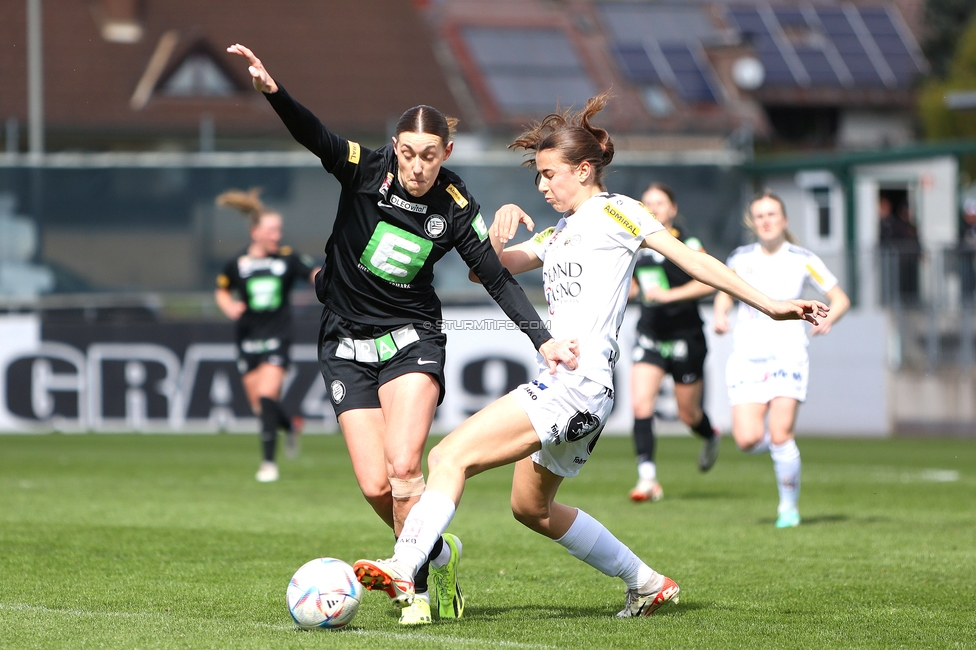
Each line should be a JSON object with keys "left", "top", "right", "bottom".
{"left": 1, "top": 432, "right": 974, "bottom": 649}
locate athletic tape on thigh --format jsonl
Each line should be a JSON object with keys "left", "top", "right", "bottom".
{"left": 389, "top": 475, "right": 426, "bottom": 498}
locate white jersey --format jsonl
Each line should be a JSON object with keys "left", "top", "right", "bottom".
{"left": 726, "top": 242, "right": 837, "bottom": 357}
{"left": 528, "top": 192, "right": 664, "bottom": 388}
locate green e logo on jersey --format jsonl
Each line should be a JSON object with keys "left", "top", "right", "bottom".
{"left": 247, "top": 276, "right": 283, "bottom": 311}
{"left": 360, "top": 222, "right": 433, "bottom": 284}
{"left": 471, "top": 213, "right": 488, "bottom": 241}
{"left": 635, "top": 266, "right": 669, "bottom": 305}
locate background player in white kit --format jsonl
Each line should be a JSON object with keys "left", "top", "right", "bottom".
{"left": 714, "top": 190, "right": 850, "bottom": 528}
{"left": 353, "top": 95, "right": 828, "bottom": 618}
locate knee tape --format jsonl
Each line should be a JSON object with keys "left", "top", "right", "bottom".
{"left": 389, "top": 475, "right": 426, "bottom": 498}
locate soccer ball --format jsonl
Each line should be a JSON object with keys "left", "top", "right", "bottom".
{"left": 286, "top": 557, "right": 363, "bottom": 629}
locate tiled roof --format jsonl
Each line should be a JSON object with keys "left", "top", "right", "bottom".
{"left": 0, "top": 0, "right": 460, "bottom": 142}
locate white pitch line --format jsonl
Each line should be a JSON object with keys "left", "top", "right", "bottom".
{"left": 914, "top": 469, "right": 960, "bottom": 483}
{"left": 343, "top": 629, "right": 556, "bottom": 648}
{"left": 0, "top": 603, "right": 556, "bottom": 647}
{"left": 809, "top": 467, "right": 961, "bottom": 484}
{"left": 0, "top": 603, "right": 153, "bottom": 619}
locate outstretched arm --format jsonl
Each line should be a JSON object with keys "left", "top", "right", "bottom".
{"left": 643, "top": 230, "right": 828, "bottom": 324}
{"left": 641, "top": 279, "right": 716, "bottom": 305}
{"left": 226, "top": 44, "right": 278, "bottom": 93}
{"left": 228, "top": 43, "right": 348, "bottom": 169}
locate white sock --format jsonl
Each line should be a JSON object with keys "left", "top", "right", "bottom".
{"left": 430, "top": 535, "right": 459, "bottom": 569}
{"left": 770, "top": 439, "right": 801, "bottom": 512}
{"left": 554, "top": 509, "right": 661, "bottom": 591}
{"left": 394, "top": 490, "right": 456, "bottom": 575}
{"left": 638, "top": 461, "right": 657, "bottom": 481}
{"left": 746, "top": 431, "right": 771, "bottom": 454}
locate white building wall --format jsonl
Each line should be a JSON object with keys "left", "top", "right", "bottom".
{"left": 855, "top": 157, "right": 959, "bottom": 248}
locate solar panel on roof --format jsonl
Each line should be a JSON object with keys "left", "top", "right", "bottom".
{"left": 727, "top": 6, "right": 802, "bottom": 86}
{"left": 461, "top": 27, "right": 598, "bottom": 114}
{"left": 598, "top": 3, "right": 717, "bottom": 44}
{"left": 814, "top": 8, "right": 885, "bottom": 86}
{"left": 611, "top": 44, "right": 661, "bottom": 85}
{"left": 483, "top": 74, "right": 597, "bottom": 114}
{"left": 463, "top": 28, "right": 581, "bottom": 70}
{"left": 659, "top": 43, "right": 717, "bottom": 103}
{"left": 794, "top": 47, "right": 842, "bottom": 86}
{"left": 745, "top": 37, "right": 795, "bottom": 87}
{"left": 857, "top": 6, "right": 923, "bottom": 84}
{"left": 727, "top": 7, "right": 767, "bottom": 36}
{"left": 773, "top": 8, "right": 808, "bottom": 28}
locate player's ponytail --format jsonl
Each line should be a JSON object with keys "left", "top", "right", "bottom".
{"left": 509, "top": 90, "right": 615, "bottom": 190}
{"left": 216, "top": 188, "right": 266, "bottom": 228}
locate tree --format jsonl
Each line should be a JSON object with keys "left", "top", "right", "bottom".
{"left": 923, "top": 0, "right": 976, "bottom": 79}
{"left": 919, "top": 15, "right": 976, "bottom": 141}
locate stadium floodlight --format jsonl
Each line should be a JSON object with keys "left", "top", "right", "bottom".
{"left": 945, "top": 90, "right": 976, "bottom": 111}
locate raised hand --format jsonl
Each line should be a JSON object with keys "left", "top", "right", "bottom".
{"left": 492, "top": 204, "right": 535, "bottom": 244}
{"left": 226, "top": 43, "right": 278, "bottom": 94}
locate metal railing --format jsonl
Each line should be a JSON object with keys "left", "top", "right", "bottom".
{"left": 877, "top": 245, "right": 975, "bottom": 370}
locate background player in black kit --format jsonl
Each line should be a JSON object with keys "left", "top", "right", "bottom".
{"left": 628, "top": 183, "right": 720, "bottom": 503}
{"left": 227, "top": 43, "right": 577, "bottom": 626}
{"left": 214, "top": 188, "right": 319, "bottom": 484}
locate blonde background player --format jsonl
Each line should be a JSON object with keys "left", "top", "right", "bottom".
{"left": 214, "top": 188, "right": 318, "bottom": 483}
{"left": 353, "top": 94, "right": 828, "bottom": 618}
{"left": 713, "top": 190, "right": 850, "bottom": 528}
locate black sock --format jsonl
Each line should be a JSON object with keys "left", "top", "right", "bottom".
{"left": 394, "top": 534, "right": 443, "bottom": 595}
{"left": 429, "top": 535, "right": 445, "bottom": 564}
{"left": 633, "top": 417, "right": 655, "bottom": 464}
{"left": 273, "top": 401, "right": 291, "bottom": 432}
{"left": 691, "top": 412, "right": 715, "bottom": 439}
{"left": 414, "top": 561, "right": 430, "bottom": 595}
{"left": 259, "top": 397, "right": 278, "bottom": 462}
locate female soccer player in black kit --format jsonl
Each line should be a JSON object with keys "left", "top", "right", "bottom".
{"left": 227, "top": 43, "right": 576, "bottom": 626}
{"left": 214, "top": 188, "right": 319, "bottom": 483}
{"left": 628, "top": 183, "right": 720, "bottom": 503}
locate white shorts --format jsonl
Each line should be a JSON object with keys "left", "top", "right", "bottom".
{"left": 511, "top": 371, "right": 613, "bottom": 478}
{"left": 725, "top": 351, "right": 809, "bottom": 405}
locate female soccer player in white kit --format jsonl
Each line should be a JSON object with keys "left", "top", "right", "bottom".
{"left": 714, "top": 191, "right": 850, "bottom": 528}
{"left": 354, "top": 95, "right": 828, "bottom": 617}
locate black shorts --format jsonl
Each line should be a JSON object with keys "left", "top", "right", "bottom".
{"left": 318, "top": 309, "right": 447, "bottom": 416}
{"left": 631, "top": 330, "right": 707, "bottom": 384}
{"left": 236, "top": 336, "right": 291, "bottom": 375}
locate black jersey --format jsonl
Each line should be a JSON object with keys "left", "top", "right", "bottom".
{"left": 217, "top": 246, "right": 316, "bottom": 342}
{"left": 633, "top": 224, "right": 705, "bottom": 339}
{"left": 265, "top": 86, "right": 551, "bottom": 349}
